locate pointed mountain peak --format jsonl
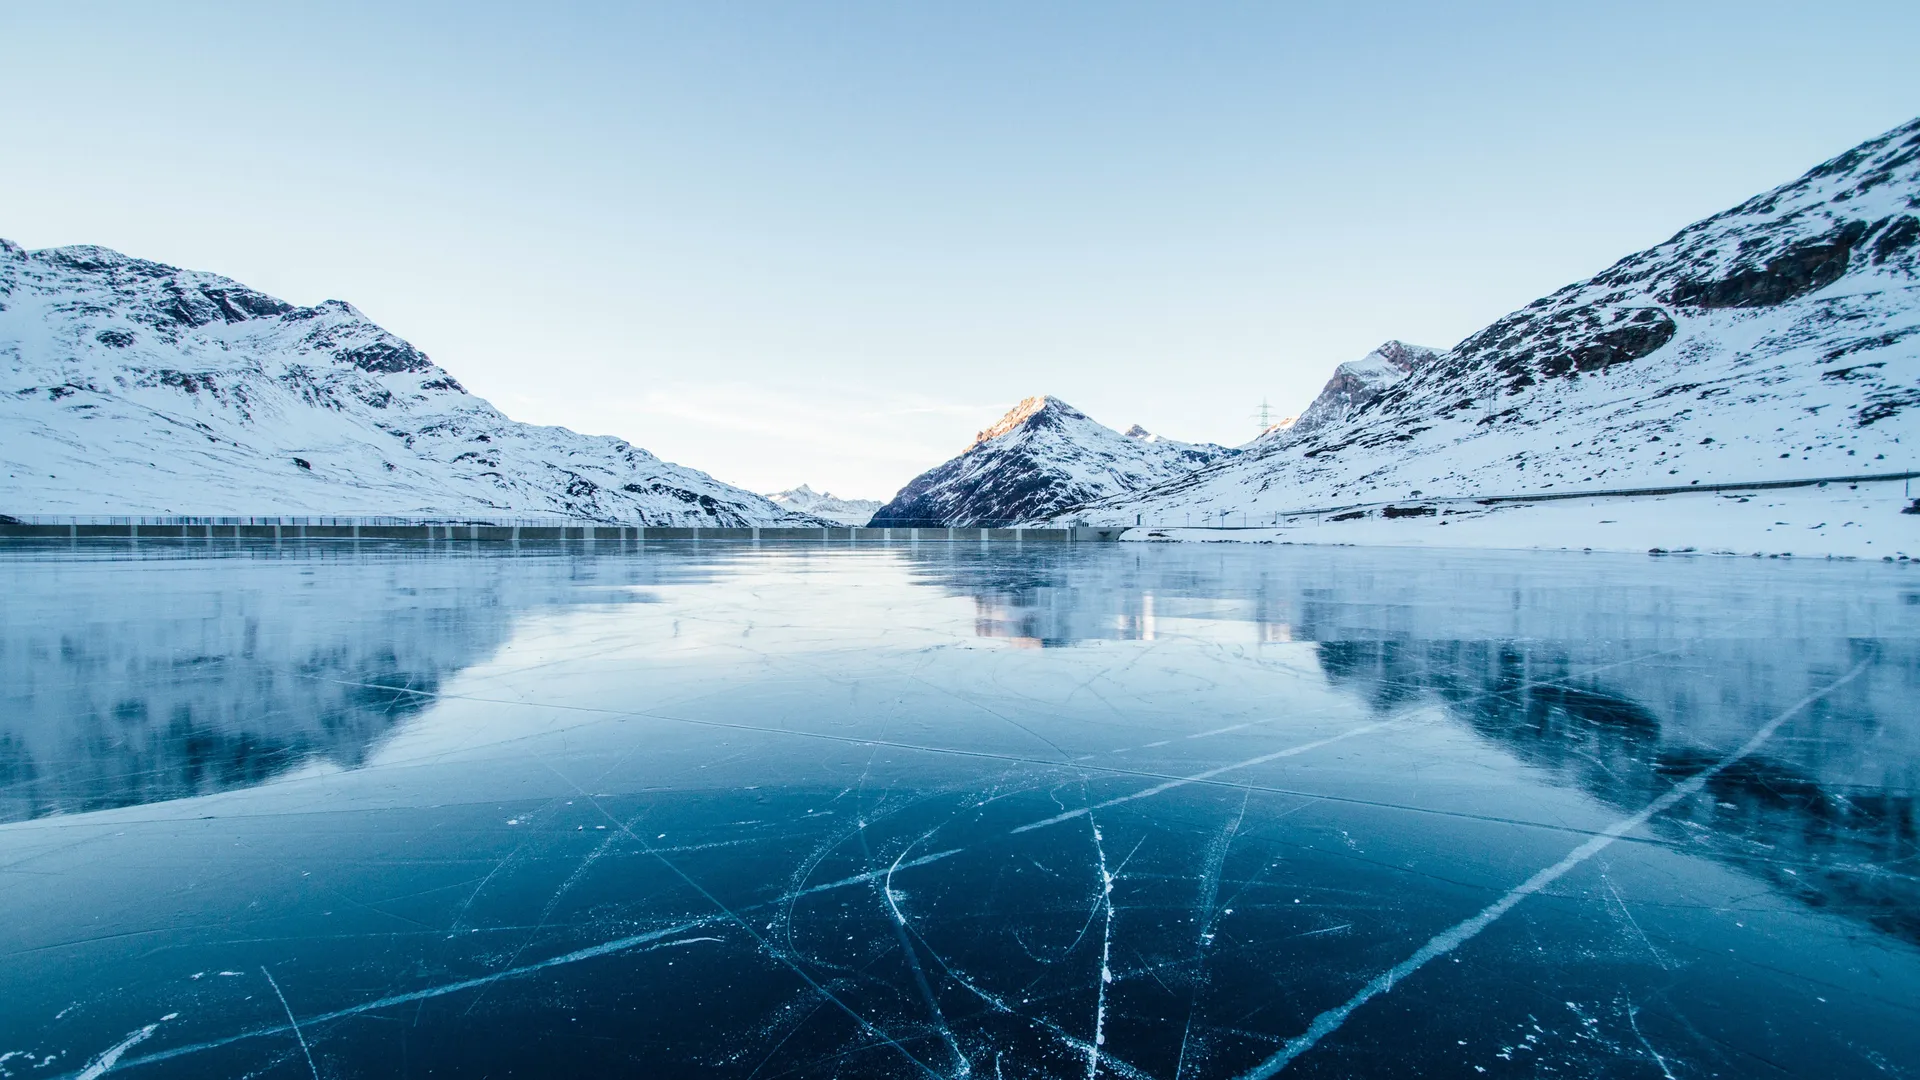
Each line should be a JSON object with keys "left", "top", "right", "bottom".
{"left": 971, "top": 395, "right": 1085, "bottom": 447}
{"left": 873, "top": 396, "right": 1231, "bottom": 527}
{"left": 1342, "top": 341, "right": 1442, "bottom": 379}
{"left": 1123, "top": 424, "right": 1151, "bottom": 438}
{"left": 1284, "top": 341, "right": 1445, "bottom": 437}
{"left": 1375, "top": 339, "right": 1438, "bottom": 364}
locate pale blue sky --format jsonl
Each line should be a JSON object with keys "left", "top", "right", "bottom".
{"left": 4, "top": 2, "right": 1916, "bottom": 498}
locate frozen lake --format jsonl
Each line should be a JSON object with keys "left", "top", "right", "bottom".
{"left": 2, "top": 540, "right": 1916, "bottom": 1078}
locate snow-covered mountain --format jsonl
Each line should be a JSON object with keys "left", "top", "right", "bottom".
{"left": 1285, "top": 340, "right": 1442, "bottom": 437}
{"left": 765, "top": 484, "right": 883, "bottom": 526}
{"left": 868, "top": 396, "right": 1230, "bottom": 527}
{"left": 1072, "top": 117, "right": 1920, "bottom": 526}
{"left": 0, "top": 241, "right": 818, "bottom": 524}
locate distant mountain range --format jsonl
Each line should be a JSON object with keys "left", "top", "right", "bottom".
{"left": 860, "top": 119, "right": 1918, "bottom": 533}
{"left": 856, "top": 347, "right": 1443, "bottom": 528}
{"left": 765, "top": 484, "right": 882, "bottom": 526}
{"left": 0, "top": 242, "right": 820, "bottom": 524}
{"left": 867, "top": 396, "right": 1231, "bottom": 527}
{"left": 8, "top": 117, "right": 1916, "bottom": 539}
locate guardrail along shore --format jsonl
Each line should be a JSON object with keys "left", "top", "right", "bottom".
{"left": 1118, "top": 470, "right": 1920, "bottom": 530}
{"left": 0, "top": 518, "right": 1124, "bottom": 544}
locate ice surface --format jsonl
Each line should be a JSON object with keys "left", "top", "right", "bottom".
{"left": 1, "top": 540, "right": 1916, "bottom": 1078}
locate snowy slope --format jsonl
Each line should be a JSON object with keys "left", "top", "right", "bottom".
{"left": 1074, "top": 118, "right": 1920, "bottom": 530}
{"left": 765, "top": 484, "right": 883, "bottom": 526}
{"left": 868, "top": 396, "right": 1231, "bottom": 526}
{"left": 1126, "top": 483, "right": 1917, "bottom": 560}
{"left": 0, "top": 241, "right": 818, "bottom": 524}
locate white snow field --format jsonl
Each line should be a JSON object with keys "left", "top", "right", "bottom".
{"left": 1125, "top": 477, "right": 1917, "bottom": 560}
{"left": 1067, "top": 118, "right": 1920, "bottom": 554}
{"left": 0, "top": 241, "right": 817, "bottom": 525}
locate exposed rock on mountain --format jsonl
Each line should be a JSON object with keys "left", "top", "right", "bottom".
{"left": 868, "top": 396, "right": 1230, "bottom": 527}
{"left": 765, "top": 484, "right": 882, "bottom": 526}
{"left": 1071, "top": 117, "right": 1920, "bottom": 526}
{"left": 1286, "top": 340, "right": 1442, "bottom": 437}
{"left": 0, "top": 241, "right": 816, "bottom": 524}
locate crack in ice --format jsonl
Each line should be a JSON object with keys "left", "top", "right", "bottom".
{"left": 881, "top": 832, "right": 971, "bottom": 1077}
{"left": 1087, "top": 816, "right": 1115, "bottom": 1080}
{"left": 260, "top": 967, "right": 318, "bottom": 1080}
{"left": 1015, "top": 711, "right": 1432, "bottom": 835}
{"left": 66, "top": 922, "right": 723, "bottom": 1078}
{"left": 73, "top": 1016, "right": 172, "bottom": 1080}
{"left": 1232, "top": 656, "right": 1872, "bottom": 1079}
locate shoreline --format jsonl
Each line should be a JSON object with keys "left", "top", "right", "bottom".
{"left": 1118, "top": 482, "right": 1918, "bottom": 560}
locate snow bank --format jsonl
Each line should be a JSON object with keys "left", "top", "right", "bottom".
{"left": 1125, "top": 480, "right": 1919, "bottom": 560}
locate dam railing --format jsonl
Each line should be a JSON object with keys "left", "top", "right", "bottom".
{"left": 0, "top": 516, "right": 1123, "bottom": 544}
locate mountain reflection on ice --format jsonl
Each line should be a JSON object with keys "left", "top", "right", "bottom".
{"left": 938, "top": 546, "right": 1920, "bottom": 950}
{"left": 0, "top": 545, "right": 691, "bottom": 821}
{"left": 0, "top": 540, "right": 1915, "bottom": 1079}
{"left": 1315, "top": 639, "right": 1920, "bottom": 946}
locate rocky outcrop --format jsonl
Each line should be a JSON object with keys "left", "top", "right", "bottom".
{"left": 1286, "top": 341, "right": 1442, "bottom": 436}
{"left": 1667, "top": 220, "right": 1869, "bottom": 309}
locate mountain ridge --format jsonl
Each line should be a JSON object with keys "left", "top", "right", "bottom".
{"left": 1064, "top": 117, "right": 1920, "bottom": 526}
{"left": 766, "top": 484, "right": 883, "bottom": 526}
{"left": 1284, "top": 340, "right": 1443, "bottom": 438}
